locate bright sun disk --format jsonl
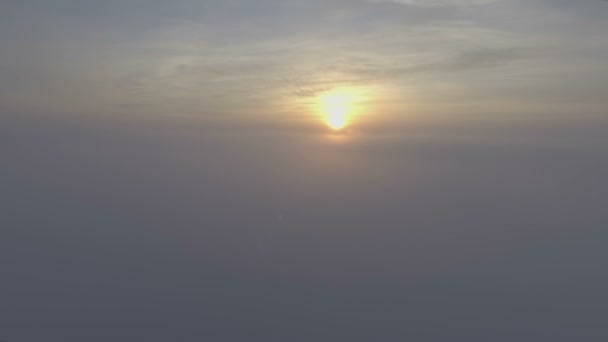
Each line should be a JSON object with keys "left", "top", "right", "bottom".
{"left": 319, "top": 90, "right": 357, "bottom": 130}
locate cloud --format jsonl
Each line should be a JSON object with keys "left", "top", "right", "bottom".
{"left": 1, "top": 0, "right": 607, "bottom": 118}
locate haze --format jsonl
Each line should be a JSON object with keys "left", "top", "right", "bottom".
{"left": 2, "top": 1, "right": 608, "bottom": 341}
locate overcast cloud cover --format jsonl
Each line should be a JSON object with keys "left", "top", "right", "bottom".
{"left": 2, "top": 1, "right": 608, "bottom": 341}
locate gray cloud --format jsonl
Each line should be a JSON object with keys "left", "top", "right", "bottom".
{"left": 2, "top": 0, "right": 607, "bottom": 117}
{"left": 2, "top": 109, "right": 608, "bottom": 341}
{"left": 2, "top": 2, "right": 608, "bottom": 340}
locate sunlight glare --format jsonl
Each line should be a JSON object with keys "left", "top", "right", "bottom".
{"left": 319, "top": 89, "right": 357, "bottom": 131}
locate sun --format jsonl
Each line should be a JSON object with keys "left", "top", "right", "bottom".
{"left": 327, "top": 111, "right": 348, "bottom": 130}
{"left": 318, "top": 89, "right": 357, "bottom": 131}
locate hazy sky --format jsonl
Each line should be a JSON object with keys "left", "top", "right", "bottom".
{"left": 2, "top": 0, "right": 608, "bottom": 118}
{"left": 2, "top": 1, "right": 608, "bottom": 341}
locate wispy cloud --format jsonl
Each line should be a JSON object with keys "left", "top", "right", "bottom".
{"left": 0, "top": 0, "right": 607, "bottom": 117}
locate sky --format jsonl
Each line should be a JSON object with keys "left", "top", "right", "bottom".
{"left": 1, "top": 1, "right": 608, "bottom": 341}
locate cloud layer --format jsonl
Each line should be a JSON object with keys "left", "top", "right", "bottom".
{"left": 1, "top": 0, "right": 607, "bottom": 118}
{"left": 2, "top": 1, "right": 608, "bottom": 341}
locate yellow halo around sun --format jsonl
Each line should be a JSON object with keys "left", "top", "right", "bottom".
{"left": 318, "top": 89, "right": 358, "bottom": 131}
